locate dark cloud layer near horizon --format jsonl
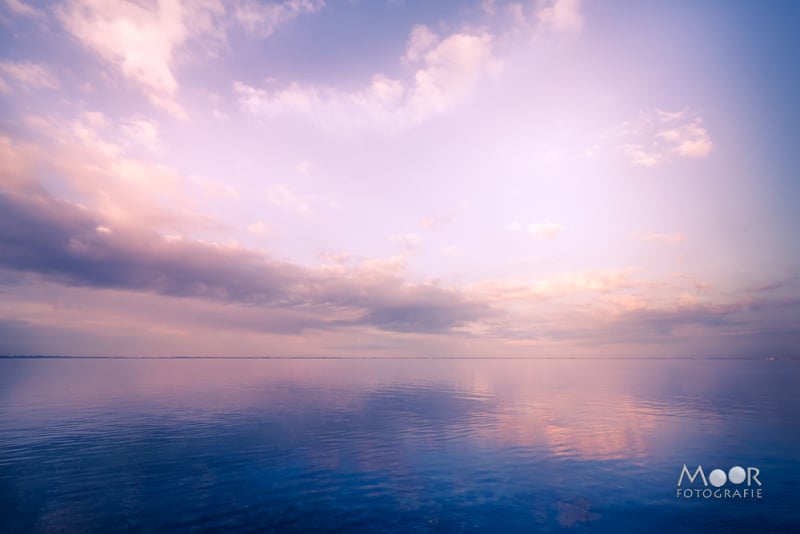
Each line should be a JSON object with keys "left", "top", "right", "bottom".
{"left": 0, "top": 187, "right": 493, "bottom": 335}
{"left": 3, "top": 183, "right": 800, "bottom": 357}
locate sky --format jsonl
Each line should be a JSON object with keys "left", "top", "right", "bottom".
{"left": 0, "top": 0, "right": 799, "bottom": 358}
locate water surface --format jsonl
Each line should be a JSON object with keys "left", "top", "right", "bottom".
{"left": 1, "top": 358, "right": 798, "bottom": 532}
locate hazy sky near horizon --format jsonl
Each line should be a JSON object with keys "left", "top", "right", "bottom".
{"left": 1, "top": 0, "right": 799, "bottom": 357}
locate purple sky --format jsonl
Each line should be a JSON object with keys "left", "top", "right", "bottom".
{"left": 1, "top": 0, "right": 799, "bottom": 357}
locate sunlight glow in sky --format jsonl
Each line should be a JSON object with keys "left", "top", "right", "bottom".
{"left": 1, "top": 0, "right": 799, "bottom": 357}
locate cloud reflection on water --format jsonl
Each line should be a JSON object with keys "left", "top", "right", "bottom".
{"left": 1, "top": 358, "right": 799, "bottom": 532}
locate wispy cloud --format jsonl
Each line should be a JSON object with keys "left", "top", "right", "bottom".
{"left": 537, "top": 0, "right": 584, "bottom": 33}
{"left": 11, "top": 112, "right": 222, "bottom": 231}
{"left": 120, "top": 117, "right": 161, "bottom": 152}
{"left": 60, "top": 0, "right": 201, "bottom": 117}
{"left": 389, "top": 233, "right": 421, "bottom": 252}
{"left": 264, "top": 184, "right": 311, "bottom": 213}
{"left": 59, "top": 0, "right": 323, "bottom": 118}
{"left": 509, "top": 221, "right": 565, "bottom": 238}
{"left": 3, "top": 0, "right": 42, "bottom": 18}
{"left": 191, "top": 175, "right": 240, "bottom": 199}
{"left": 528, "top": 221, "right": 565, "bottom": 238}
{"left": 404, "top": 24, "right": 439, "bottom": 62}
{"left": 644, "top": 232, "right": 686, "bottom": 245}
{"left": 234, "top": 0, "right": 324, "bottom": 37}
{"left": 0, "top": 62, "right": 59, "bottom": 91}
{"left": 475, "top": 269, "right": 636, "bottom": 303}
{"left": 0, "top": 0, "right": 796, "bottom": 357}
{"left": 235, "top": 25, "right": 500, "bottom": 130}
{"left": 419, "top": 213, "right": 452, "bottom": 230}
{"left": 658, "top": 119, "right": 712, "bottom": 158}
{"left": 617, "top": 109, "right": 712, "bottom": 167}
{"left": 0, "top": 185, "right": 490, "bottom": 335}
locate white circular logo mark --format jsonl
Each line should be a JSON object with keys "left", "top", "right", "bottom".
{"left": 709, "top": 469, "right": 727, "bottom": 488}
{"left": 728, "top": 466, "right": 746, "bottom": 484}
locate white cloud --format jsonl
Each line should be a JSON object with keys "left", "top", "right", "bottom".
{"left": 408, "top": 30, "right": 498, "bottom": 121}
{"left": 509, "top": 221, "right": 565, "bottom": 238}
{"left": 404, "top": 24, "right": 439, "bottom": 62}
{"left": 235, "top": 25, "right": 499, "bottom": 130}
{"left": 527, "top": 221, "right": 565, "bottom": 238}
{"left": 475, "top": 269, "right": 636, "bottom": 302}
{"left": 59, "top": 1, "right": 321, "bottom": 118}
{"left": 0, "top": 62, "right": 59, "bottom": 91}
{"left": 659, "top": 122, "right": 712, "bottom": 158}
{"left": 656, "top": 110, "right": 685, "bottom": 122}
{"left": 121, "top": 118, "right": 161, "bottom": 152}
{"left": 15, "top": 112, "right": 219, "bottom": 230}
{"left": 236, "top": 81, "right": 324, "bottom": 117}
{"left": 617, "top": 109, "right": 712, "bottom": 167}
{"left": 234, "top": 0, "right": 324, "bottom": 37}
{"left": 619, "top": 144, "right": 661, "bottom": 168}
{"left": 60, "top": 0, "right": 200, "bottom": 117}
{"left": 63, "top": 111, "right": 163, "bottom": 156}
{"left": 70, "top": 112, "right": 122, "bottom": 157}
{"left": 420, "top": 213, "right": 452, "bottom": 230}
{"left": 537, "top": 0, "right": 584, "bottom": 32}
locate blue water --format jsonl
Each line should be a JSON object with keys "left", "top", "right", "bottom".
{"left": 1, "top": 358, "right": 798, "bottom": 532}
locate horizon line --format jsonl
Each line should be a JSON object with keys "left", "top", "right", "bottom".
{"left": 0, "top": 355, "right": 796, "bottom": 361}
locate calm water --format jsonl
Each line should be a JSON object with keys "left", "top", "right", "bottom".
{"left": 1, "top": 358, "right": 798, "bottom": 533}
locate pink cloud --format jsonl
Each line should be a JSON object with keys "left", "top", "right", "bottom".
{"left": 0, "top": 62, "right": 59, "bottom": 91}
{"left": 235, "top": 26, "right": 499, "bottom": 130}
{"left": 617, "top": 109, "right": 713, "bottom": 167}
{"left": 537, "top": 0, "right": 584, "bottom": 33}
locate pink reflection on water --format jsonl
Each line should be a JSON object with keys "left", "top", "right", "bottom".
{"left": 1, "top": 357, "right": 722, "bottom": 462}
